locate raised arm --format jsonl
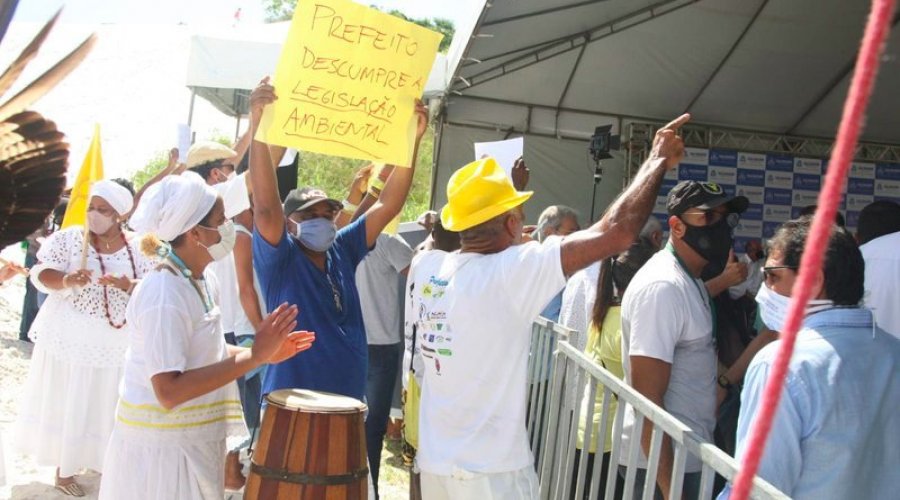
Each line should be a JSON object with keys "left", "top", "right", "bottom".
{"left": 234, "top": 231, "right": 264, "bottom": 330}
{"left": 150, "top": 304, "right": 313, "bottom": 409}
{"left": 128, "top": 148, "right": 181, "bottom": 219}
{"left": 363, "top": 101, "right": 428, "bottom": 247}
{"left": 336, "top": 163, "right": 374, "bottom": 230}
{"left": 559, "top": 114, "right": 689, "bottom": 277}
{"left": 248, "top": 77, "right": 285, "bottom": 246}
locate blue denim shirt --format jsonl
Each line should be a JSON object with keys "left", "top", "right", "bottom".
{"left": 719, "top": 308, "right": 900, "bottom": 500}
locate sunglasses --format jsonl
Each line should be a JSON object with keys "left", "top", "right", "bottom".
{"left": 680, "top": 210, "right": 740, "bottom": 228}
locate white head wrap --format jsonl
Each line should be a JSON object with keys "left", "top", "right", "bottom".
{"left": 131, "top": 175, "right": 218, "bottom": 241}
{"left": 89, "top": 180, "right": 134, "bottom": 216}
{"left": 218, "top": 173, "right": 251, "bottom": 219}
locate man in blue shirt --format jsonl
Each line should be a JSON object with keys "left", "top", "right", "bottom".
{"left": 720, "top": 217, "right": 900, "bottom": 499}
{"left": 246, "top": 77, "right": 428, "bottom": 401}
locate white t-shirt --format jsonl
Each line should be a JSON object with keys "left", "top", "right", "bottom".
{"left": 120, "top": 267, "right": 245, "bottom": 443}
{"left": 619, "top": 249, "right": 717, "bottom": 472}
{"left": 408, "top": 240, "right": 566, "bottom": 475}
{"left": 861, "top": 231, "right": 900, "bottom": 339}
{"left": 357, "top": 233, "right": 414, "bottom": 345}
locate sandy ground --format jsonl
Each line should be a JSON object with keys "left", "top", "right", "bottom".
{"left": 0, "top": 247, "right": 410, "bottom": 500}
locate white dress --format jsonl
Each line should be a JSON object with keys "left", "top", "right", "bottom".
{"left": 14, "top": 226, "right": 155, "bottom": 477}
{"left": 98, "top": 265, "right": 247, "bottom": 500}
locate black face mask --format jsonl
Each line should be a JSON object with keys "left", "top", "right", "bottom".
{"left": 680, "top": 216, "right": 734, "bottom": 276}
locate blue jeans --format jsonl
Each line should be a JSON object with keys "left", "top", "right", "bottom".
{"left": 365, "top": 342, "right": 403, "bottom": 499}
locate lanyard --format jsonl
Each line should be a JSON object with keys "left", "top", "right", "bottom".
{"left": 666, "top": 242, "right": 717, "bottom": 336}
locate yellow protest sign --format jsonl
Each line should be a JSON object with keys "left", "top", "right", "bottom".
{"left": 257, "top": 0, "right": 443, "bottom": 167}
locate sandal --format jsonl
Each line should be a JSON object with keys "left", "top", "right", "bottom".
{"left": 54, "top": 482, "right": 86, "bottom": 497}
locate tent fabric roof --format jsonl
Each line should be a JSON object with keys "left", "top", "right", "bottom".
{"left": 446, "top": 0, "right": 900, "bottom": 144}
{"left": 186, "top": 23, "right": 450, "bottom": 117}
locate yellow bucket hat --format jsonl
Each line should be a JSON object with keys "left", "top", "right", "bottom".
{"left": 440, "top": 158, "right": 533, "bottom": 232}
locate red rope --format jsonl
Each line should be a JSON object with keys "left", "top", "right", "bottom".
{"left": 730, "top": 1, "right": 897, "bottom": 498}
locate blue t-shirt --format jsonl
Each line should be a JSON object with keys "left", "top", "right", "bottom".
{"left": 253, "top": 217, "right": 370, "bottom": 400}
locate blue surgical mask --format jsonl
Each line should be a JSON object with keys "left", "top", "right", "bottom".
{"left": 291, "top": 217, "right": 337, "bottom": 252}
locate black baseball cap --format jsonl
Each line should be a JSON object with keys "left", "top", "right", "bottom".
{"left": 667, "top": 181, "right": 748, "bottom": 217}
{"left": 283, "top": 186, "right": 342, "bottom": 215}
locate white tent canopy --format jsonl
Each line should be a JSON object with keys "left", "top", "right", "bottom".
{"left": 185, "top": 22, "right": 451, "bottom": 118}
{"left": 433, "top": 0, "right": 900, "bottom": 222}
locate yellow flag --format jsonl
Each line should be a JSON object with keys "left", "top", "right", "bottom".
{"left": 61, "top": 124, "right": 104, "bottom": 229}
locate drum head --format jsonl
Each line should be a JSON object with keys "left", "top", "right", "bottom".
{"left": 267, "top": 389, "right": 367, "bottom": 413}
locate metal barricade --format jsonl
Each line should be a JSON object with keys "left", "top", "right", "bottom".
{"left": 528, "top": 319, "right": 788, "bottom": 500}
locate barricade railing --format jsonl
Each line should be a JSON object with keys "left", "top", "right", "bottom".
{"left": 528, "top": 319, "right": 788, "bottom": 500}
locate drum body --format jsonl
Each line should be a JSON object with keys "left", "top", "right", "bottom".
{"left": 245, "top": 389, "right": 368, "bottom": 499}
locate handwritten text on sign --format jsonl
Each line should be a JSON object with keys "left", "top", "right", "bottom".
{"left": 257, "top": 0, "right": 442, "bottom": 166}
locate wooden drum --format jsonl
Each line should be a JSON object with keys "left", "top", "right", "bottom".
{"left": 245, "top": 389, "right": 368, "bottom": 499}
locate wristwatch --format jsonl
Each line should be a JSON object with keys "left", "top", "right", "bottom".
{"left": 717, "top": 374, "right": 732, "bottom": 389}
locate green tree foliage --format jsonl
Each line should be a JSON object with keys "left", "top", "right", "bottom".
{"left": 130, "top": 133, "right": 234, "bottom": 190}
{"left": 297, "top": 127, "right": 434, "bottom": 222}
{"left": 131, "top": 129, "right": 435, "bottom": 222}
{"left": 263, "top": 1, "right": 455, "bottom": 52}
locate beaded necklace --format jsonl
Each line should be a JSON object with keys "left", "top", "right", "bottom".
{"left": 165, "top": 251, "right": 214, "bottom": 313}
{"left": 92, "top": 230, "right": 137, "bottom": 330}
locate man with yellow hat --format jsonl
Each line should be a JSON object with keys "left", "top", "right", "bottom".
{"left": 406, "top": 114, "right": 691, "bottom": 499}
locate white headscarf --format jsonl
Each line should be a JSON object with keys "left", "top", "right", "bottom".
{"left": 89, "top": 180, "right": 134, "bottom": 216}
{"left": 131, "top": 175, "right": 218, "bottom": 241}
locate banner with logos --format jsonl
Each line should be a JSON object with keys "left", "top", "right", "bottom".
{"left": 651, "top": 148, "right": 900, "bottom": 253}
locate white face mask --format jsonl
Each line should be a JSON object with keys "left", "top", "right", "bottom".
{"left": 87, "top": 211, "right": 116, "bottom": 235}
{"left": 755, "top": 283, "right": 833, "bottom": 332}
{"left": 199, "top": 221, "right": 236, "bottom": 261}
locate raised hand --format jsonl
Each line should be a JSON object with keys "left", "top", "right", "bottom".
{"left": 250, "top": 76, "right": 278, "bottom": 128}
{"left": 719, "top": 249, "right": 749, "bottom": 288}
{"left": 268, "top": 331, "right": 316, "bottom": 364}
{"left": 651, "top": 113, "right": 690, "bottom": 170}
{"left": 511, "top": 156, "right": 530, "bottom": 191}
{"left": 352, "top": 163, "right": 375, "bottom": 195}
{"left": 413, "top": 99, "right": 429, "bottom": 141}
{"left": 167, "top": 148, "right": 179, "bottom": 170}
{"left": 251, "top": 303, "right": 298, "bottom": 364}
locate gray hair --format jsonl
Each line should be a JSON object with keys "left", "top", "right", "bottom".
{"left": 536, "top": 205, "right": 579, "bottom": 242}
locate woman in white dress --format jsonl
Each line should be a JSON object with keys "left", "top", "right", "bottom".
{"left": 98, "top": 174, "right": 315, "bottom": 500}
{"left": 15, "top": 180, "right": 154, "bottom": 496}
